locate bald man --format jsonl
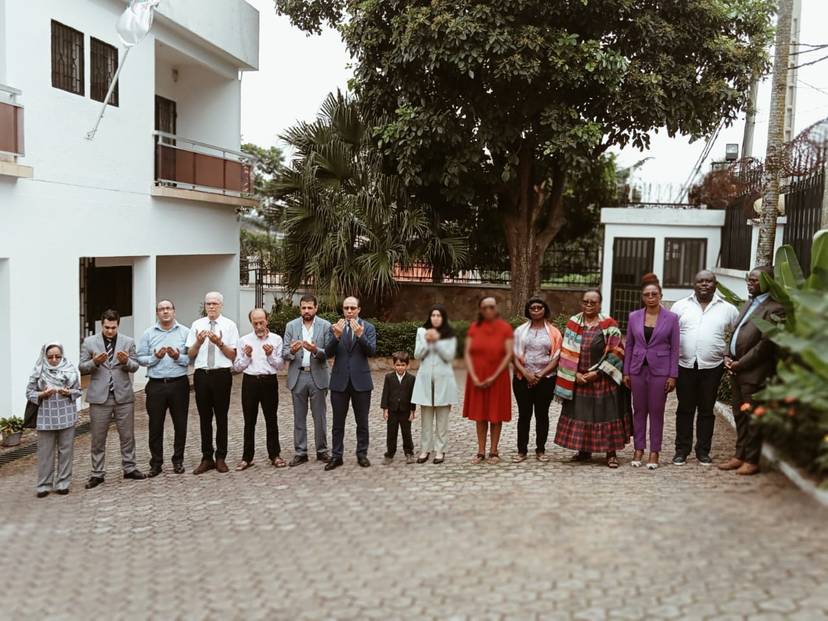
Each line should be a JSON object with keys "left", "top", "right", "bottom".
{"left": 232, "top": 308, "right": 286, "bottom": 470}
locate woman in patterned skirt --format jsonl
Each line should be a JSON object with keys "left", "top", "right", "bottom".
{"left": 554, "top": 289, "right": 630, "bottom": 468}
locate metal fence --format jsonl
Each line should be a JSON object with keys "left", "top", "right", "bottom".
{"left": 720, "top": 200, "right": 753, "bottom": 270}
{"left": 783, "top": 169, "right": 824, "bottom": 275}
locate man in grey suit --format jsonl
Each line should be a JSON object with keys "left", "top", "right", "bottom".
{"left": 79, "top": 309, "right": 147, "bottom": 489}
{"left": 283, "top": 294, "right": 332, "bottom": 466}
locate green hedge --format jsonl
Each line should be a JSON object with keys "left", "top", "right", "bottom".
{"left": 268, "top": 300, "right": 569, "bottom": 358}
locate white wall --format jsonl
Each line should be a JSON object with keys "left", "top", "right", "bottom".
{"left": 0, "top": 259, "right": 10, "bottom": 417}
{"left": 156, "top": 254, "right": 240, "bottom": 329}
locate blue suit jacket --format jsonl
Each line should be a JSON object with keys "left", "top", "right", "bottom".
{"left": 623, "top": 307, "right": 680, "bottom": 378}
{"left": 324, "top": 319, "right": 377, "bottom": 392}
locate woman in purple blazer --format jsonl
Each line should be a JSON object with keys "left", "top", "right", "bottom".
{"left": 623, "top": 274, "right": 679, "bottom": 469}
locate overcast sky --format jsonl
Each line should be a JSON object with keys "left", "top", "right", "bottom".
{"left": 241, "top": 0, "right": 828, "bottom": 200}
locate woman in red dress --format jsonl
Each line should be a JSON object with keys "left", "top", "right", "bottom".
{"left": 463, "top": 297, "right": 514, "bottom": 464}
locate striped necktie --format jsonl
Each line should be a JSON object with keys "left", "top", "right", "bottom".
{"left": 105, "top": 337, "right": 115, "bottom": 392}
{"left": 207, "top": 320, "right": 216, "bottom": 368}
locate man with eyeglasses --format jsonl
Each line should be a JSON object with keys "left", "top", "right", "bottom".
{"left": 669, "top": 270, "right": 739, "bottom": 466}
{"left": 137, "top": 300, "right": 190, "bottom": 476}
{"left": 186, "top": 291, "right": 239, "bottom": 475}
{"left": 324, "top": 296, "right": 377, "bottom": 470}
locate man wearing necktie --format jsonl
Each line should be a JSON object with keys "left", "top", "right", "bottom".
{"left": 324, "top": 296, "right": 377, "bottom": 470}
{"left": 721, "top": 267, "right": 785, "bottom": 476}
{"left": 186, "top": 291, "right": 239, "bottom": 474}
{"left": 79, "top": 309, "right": 146, "bottom": 489}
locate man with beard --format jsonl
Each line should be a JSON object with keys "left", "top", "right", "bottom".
{"left": 670, "top": 270, "right": 739, "bottom": 466}
{"left": 282, "top": 295, "right": 332, "bottom": 466}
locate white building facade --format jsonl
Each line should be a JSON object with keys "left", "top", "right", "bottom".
{"left": 0, "top": 0, "right": 259, "bottom": 416}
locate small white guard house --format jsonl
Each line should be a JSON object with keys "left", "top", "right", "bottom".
{"left": 0, "top": 0, "right": 259, "bottom": 416}
{"left": 599, "top": 206, "right": 725, "bottom": 330}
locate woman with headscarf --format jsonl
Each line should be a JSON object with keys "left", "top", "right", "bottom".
{"left": 26, "top": 342, "right": 81, "bottom": 497}
{"left": 463, "top": 296, "right": 514, "bottom": 464}
{"left": 412, "top": 305, "right": 458, "bottom": 464}
{"left": 554, "top": 289, "right": 630, "bottom": 468}
{"left": 512, "top": 297, "right": 562, "bottom": 463}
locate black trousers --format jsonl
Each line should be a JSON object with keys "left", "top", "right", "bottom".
{"left": 385, "top": 409, "right": 414, "bottom": 457}
{"left": 193, "top": 368, "right": 232, "bottom": 460}
{"left": 241, "top": 374, "right": 280, "bottom": 463}
{"left": 513, "top": 375, "right": 555, "bottom": 455}
{"left": 674, "top": 363, "right": 724, "bottom": 457}
{"left": 145, "top": 376, "right": 190, "bottom": 469}
{"left": 732, "top": 380, "right": 763, "bottom": 465}
{"left": 331, "top": 382, "right": 371, "bottom": 459}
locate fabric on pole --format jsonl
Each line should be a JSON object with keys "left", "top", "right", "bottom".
{"left": 116, "top": 0, "right": 161, "bottom": 48}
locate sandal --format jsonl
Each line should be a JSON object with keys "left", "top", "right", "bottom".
{"left": 607, "top": 455, "right": 620, "bottom": 469}
{"left": 272, "top": 456, "right": 287, "bottom": 468}
{"left": 486, "top": 453, "right": 501, "bottom": 465}
{"left": 471, "top": 453, "right": 486, "bottom": 464}
{"left": 511, "top": 453, "right": 527, "bottom": 463}
{"left": 416, "top": 452, "right": 430, "bottom": 464}
{"left": 235, "top": 460, "right": 253, "bottom": 471}
{"left": 631, "top": 449, "right": 644, "bottom": 468}
{"left": 433, "top": 453, "right": 444, "bottom": 464}
{"left": 536, "top": 452, "right": 550, "bottom": 462}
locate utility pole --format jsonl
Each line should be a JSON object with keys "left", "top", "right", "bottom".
{"left": 756, "top": 0, "right": 794, "bottom": 267}
{"left": 741, "top": 79, "right": 759, "bottom": 159}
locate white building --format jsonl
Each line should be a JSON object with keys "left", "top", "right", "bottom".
{"left": 0, "top": 0, "right": 259, "bottom": 416}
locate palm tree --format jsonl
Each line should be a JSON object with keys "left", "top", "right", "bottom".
{"left": 273, "top": 91, "right": 466, "bottom": 307}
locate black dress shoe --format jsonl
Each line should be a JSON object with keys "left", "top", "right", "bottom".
{"left": 85, "top": 476, "right": 104, "bottom": 489}
{"left": 316, "top": 452, "right": 331, "bottom": 463}
{"left": 124, "top": 469, "right": 148, "bottom": 480}
{"left": 324, "top": 458, "right": 344, "bottom": 471}
{"left": 56, "top": 489, "right": 69, "bottom": 496}
{"left": 148, "top": 467, "right": 163, "bottom": 478}
{"left": 173, "top": 464, "right": 185, "bottom": 474}
{"left": 289, "top": 455, "right": 309, "bottom": 467}
{"left": 357, "top": 456, "right": 371, "bottom": 468}
{"left": 36, "top": 491, "right": 49, "bottom": 498}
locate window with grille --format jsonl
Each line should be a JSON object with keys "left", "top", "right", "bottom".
{"left": 664, "top": 238, "right": 708, "bottom": 288}
{"left": 51, "top": 20, "right": 84, "bottom": 95}
{"left": 91, "top": 38, "right": 119, "bottom": 106}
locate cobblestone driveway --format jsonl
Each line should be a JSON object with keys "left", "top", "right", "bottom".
{"left": 1, "top": 370, "right": 826, "bottom": 621}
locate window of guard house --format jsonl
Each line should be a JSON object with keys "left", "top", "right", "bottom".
{"left": 91, "top": 38, "right": 119, "bottom": 106}
{"left": 664, "top": 238, "right": 707, "bottom": 288}
{"left": 51, "top": 21, "right": 84, "bottom": 96}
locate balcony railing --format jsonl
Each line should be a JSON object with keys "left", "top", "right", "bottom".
{"left": 153, "top": 131, "right": 254, "bottom": 197}
{"left": 0, "top": 84, "right": 24, "bottom": 159}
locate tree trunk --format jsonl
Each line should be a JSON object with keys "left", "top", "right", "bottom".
{"left": 757, "top": 0, "right": 794, "bottom": 267}
{"left": 501, "top": 144, "right": 567, "bottom": 316}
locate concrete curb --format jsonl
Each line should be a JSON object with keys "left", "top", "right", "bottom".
{"left": 715, "top": 401, "right": 828, "bottom": 508}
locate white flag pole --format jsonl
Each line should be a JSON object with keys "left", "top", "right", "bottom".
{"left": 86, "top": 47, "right": 131, "bottom": 141}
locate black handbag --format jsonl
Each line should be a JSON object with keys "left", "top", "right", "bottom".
{"left": 23, "top": 400, "right": 39, "bottom": 429}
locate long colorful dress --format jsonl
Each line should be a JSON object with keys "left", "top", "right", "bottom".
{"left": 462, "top": 318, "right": 513, "bottom": 423}
{"left": 554, "top": 314, "right": 630, "bottom": 452}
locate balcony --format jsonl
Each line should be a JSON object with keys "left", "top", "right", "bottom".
{"left": 152, "top": 131, "right": 257, "bottom": 207}
{"left": 0, "top": 84, "right": 32, "bottom": 179}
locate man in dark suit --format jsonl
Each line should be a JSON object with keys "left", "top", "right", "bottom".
{"left": 720, "top": 266, "right": 785, "bottom": 476}
{"left": 324, "top": 296, "right": 377, "bottom": 470}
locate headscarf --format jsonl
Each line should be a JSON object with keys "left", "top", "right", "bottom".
{"left": 422, "top": 304, "right": 455, "bottom": 339}
{"left": 28, "top": 342, "right": 79, "bottom": 390}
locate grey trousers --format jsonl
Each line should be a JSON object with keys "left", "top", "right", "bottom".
{"left": 37, "top": 427, "right": 75, "bottom": 492}
{"left": 291, "top": 372, "right": 328, "bottom": 456}
{"left": 89, "top": 394, "right": 137, "bottom": 478}
{"left": 420, "top": 405, "right": 451, "bottom": 453}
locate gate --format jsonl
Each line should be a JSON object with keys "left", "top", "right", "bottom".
{"left": 610, "top": 237, "right": 655, "bottom": 331}
{"left": 783, "top": 170, "right": 824, "bottom": 275}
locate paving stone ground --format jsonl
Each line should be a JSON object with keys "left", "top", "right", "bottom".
{"left": 1, "top": 370, "right": 826, "bottom": 621}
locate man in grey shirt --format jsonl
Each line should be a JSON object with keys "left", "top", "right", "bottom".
{"left": 282, "top": 295, "right": 332, "bottom": 466}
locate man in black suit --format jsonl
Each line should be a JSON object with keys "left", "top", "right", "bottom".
{"left": 324, "top": 296, "right": 377, "bottom": 470}
{"left": 380, "top": 351, "right": 417, "bottom": 465}
{"left": 721, "top": 266, "right": 785, "bottom": 476}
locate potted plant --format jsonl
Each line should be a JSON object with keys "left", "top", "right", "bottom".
{"left": 0, "top": 416, "right": 25, "bottom": 447}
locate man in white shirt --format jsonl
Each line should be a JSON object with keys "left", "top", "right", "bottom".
{"left": 186, "top": 291, "right": 239, "bottom": 475}
{"left": 232, "top": 308, "right": 285, "bottom": 470}
{"left": 669, "top": 270, "right": 739, "bottom": 466}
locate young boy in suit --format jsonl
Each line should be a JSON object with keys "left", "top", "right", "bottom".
{"left": 380, "top": 352, "right": 417, "bottom": 464}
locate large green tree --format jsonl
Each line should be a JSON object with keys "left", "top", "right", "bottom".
{"left": 276, "top": 0, "right": 774, "bottom": 313}
{"left": 273, "top": 91, "right": 466, "bottom": 307}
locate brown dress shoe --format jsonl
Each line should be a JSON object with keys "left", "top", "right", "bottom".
{"left": 215, "top": 458, "right": 229, "bottom": 473}
{"left": 718, "top": 457, "right": 744, "bottom": 471}
{"left": 192, "top": 459, "right": 216, "bottom": 475}
{"left": 735, "top": 462, "right": 760, "bottom": 476}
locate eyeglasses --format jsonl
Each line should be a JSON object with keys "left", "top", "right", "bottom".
{"left": 529, "top": 305, "right": 545, "bottom": 311}
{"left": 46, "top": 355, "right": 62, "bottom": 360}
{"left": 157, "top": 306, "right": 174, "bottom": 311}
{"left": 343, "top": 306, "right": 358, "bottom": 310}
{"left": 642, "top": 292, "right": 660, "bottom": 298}
{"left": 581, "top": 300, "right": 599, "bottom": 306}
